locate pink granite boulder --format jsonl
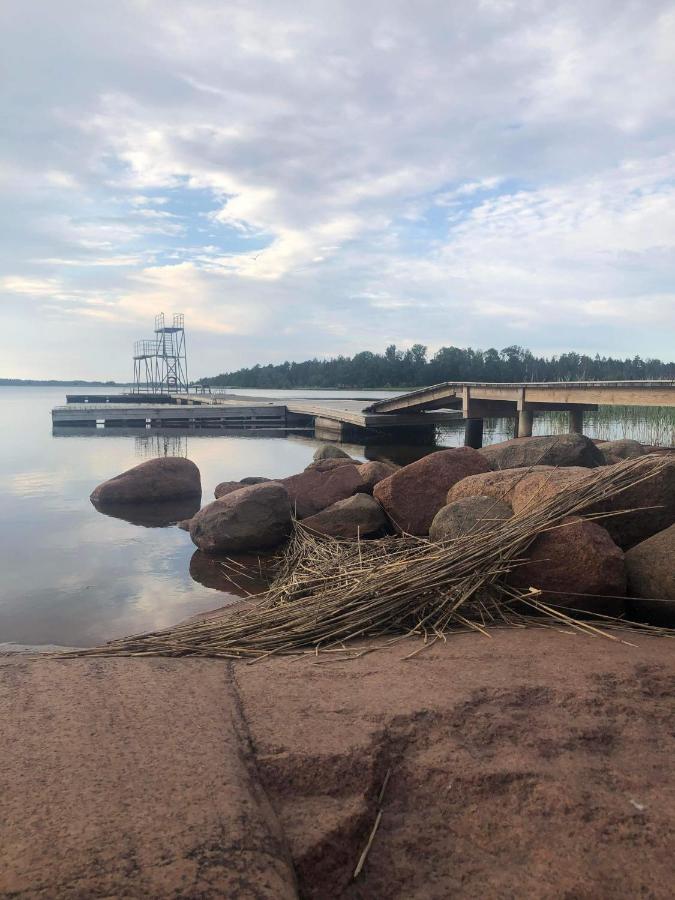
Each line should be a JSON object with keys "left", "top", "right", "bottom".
{"left": 373, "top": 447, "right": 491, "bottom": 535}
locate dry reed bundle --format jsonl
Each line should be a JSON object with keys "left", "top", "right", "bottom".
{"left": 64, "top": 454, "right": 673, "bottom": 660}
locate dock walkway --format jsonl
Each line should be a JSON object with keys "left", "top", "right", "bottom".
{"left": 366, "top": 380, "right": 675, "bottom": 446}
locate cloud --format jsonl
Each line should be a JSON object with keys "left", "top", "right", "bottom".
{"left": 1, "top": 0, "right": 674, "bottom": 378}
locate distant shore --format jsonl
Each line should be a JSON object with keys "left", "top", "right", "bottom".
{"left": 0, "top": 379, "right": 130, "bottom": 387}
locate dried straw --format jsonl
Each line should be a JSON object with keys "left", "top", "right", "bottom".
{"left": 62, "top": 455, "right": 673, "bottom": 660}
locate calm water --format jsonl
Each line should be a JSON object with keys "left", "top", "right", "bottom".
{"left": 1, "top": 386, "right": 673, "bottom": 648}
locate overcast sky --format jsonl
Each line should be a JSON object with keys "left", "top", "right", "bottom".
{"left": 1, "top": 0, "right": 674, "bottom": 379}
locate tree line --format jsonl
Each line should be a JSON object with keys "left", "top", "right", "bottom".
{"left": 198, "top": 345, "right": 675, "bottom": 390}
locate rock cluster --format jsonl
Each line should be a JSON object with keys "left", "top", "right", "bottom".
{"left": 90, "top": 437, "right": 674, "bottom": 622}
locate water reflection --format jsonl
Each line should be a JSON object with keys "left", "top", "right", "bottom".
{"left": 134, "top": 433, "right": 188, "bottom": 459}
{"left": 91, "top": 496, "right": 201, "bottom": 528}
{"left": 189, "top": 550, "right": 275, "bottom": 597}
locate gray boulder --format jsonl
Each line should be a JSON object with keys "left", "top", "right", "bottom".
{"left": 597, "top": 439, "right": 645, "bottom": 465}
{"left": 313, "top": 444, "right": 353, "bottom": 461}
{"left": 479, "top": 434, "right": 603, "bottom": 470}
{"left": 429, "top": 496, "right": 513, "bottom": 542}
{"left": 240, "top": 476, "right": 272, "bottom": 485}
{"left": 190, "top": 482, "right": 292, "bottom": 554}
{"left": 301, "top": 494, "right": 388, "bottom": 539}
{"left": 90, "top": 457, "right": 201, "bottom": 504}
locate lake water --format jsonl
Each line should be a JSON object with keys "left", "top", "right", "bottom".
{"left": 1, "top": 386, "right": 673, "bottom": 648}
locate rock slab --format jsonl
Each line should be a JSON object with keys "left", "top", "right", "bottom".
{"left": 479, "top": 434, "right": 603, "bottom": 470}
{"left": 373, "top": 447, "right": 491, "bottom": 535}
{"left": 90, "top": 457, "right": 201, "bottom": 504}
{"left": 0, "top": 658, "right": 296, "bottom": 898}
{"left": 190, "top": 482, "right": 292, "bottom": 553}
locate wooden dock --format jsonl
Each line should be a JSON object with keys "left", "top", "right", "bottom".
{"left": 52, "top": 393, "right": 460, "bottom": 441}
{"left": 366, "top": 380, "right": 675, "bottom": 446}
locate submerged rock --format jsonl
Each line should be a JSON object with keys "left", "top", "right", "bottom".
{"left": 625, "top": 524, "right": 675, "bottom": 625}
{"left": 506, "top": 517, "right": 626, "bottom": 615}
{"left": 429, "top": 495, "right": 513, "bottom": 542}
{"left": 190, "top": 482, "right": 292, "bottom": 554}
{"left": 313, "top": 443, "right": 353, "bottom": 461}
{"left": 301, "top": 494, "right": 388, "bottom": 539}
{"left": 280, "top": 465, "right": 365, "bottom": 518}
{"left": 479, "top": 434, "right": 603, "bottom": 470}
{"left": 373, "top": 447, "right": 491, "bottom": 535}
{"left": 90, "top": 457, "right": 201, "bottom": 504}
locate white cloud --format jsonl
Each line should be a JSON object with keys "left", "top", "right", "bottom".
{"left": 1, "top": 0, "right": 674, "bottom": 378}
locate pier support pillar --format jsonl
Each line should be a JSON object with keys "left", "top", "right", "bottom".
{"left": 464, "top": 418, "right": 484, "bottom": 449}
{"left": 569, "top": 408, "right": 584, "bottom": 434}
{"left": 517, "top": 409, "right": 533, "bottom": 438}
{"left": 314, "top": 416, "right": 345, "bottom": 442}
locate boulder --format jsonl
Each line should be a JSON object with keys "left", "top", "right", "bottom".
{"left": 239, "top": 476, "right": 272, "bottom": 485}
{"left": 301, "top": 494, "right": 388, "bottom": 539}
{"left": 189, "top": 482, "right": 292, "bottom": 554}
{"left": 506, "top": 517, "right": 626, "bottom": 615}
{"left": 177, "top": 518, "right": 193, "bottom": 531}
{"left": 600, "top": 457, "right": 675, "bottom": 549}
{"left": 90, "top": 457, "right": 201, "bottom": 504}
{"left": 280, "top": 465, "right": 366, "bottom": 518}
{"left": 625, "top": 524, "right": 675, "bottom": 625}
{"left": 479, "top": 434, "right": 603, "bottom": 470}
{"left": 357, "top": 461, "right": 399, "bottom": 493}
{"left": 597, "top": 439, "right": 645, "bottom": 465}
{"left": 214, "top": 481, "right": 247, "bottom": 500}
{"left": 373, "top": 447, "right": 491, "bottom": 535}
{"left": 304, "top": 458, "right": 359, "bottom": 473}
{"left": 509, "top": 467, "right": 590, "bottom": 514}
{"left": 429, "top": 496, "right": 513, "bottom": 542}
{"left": 313, "top": 444, "right": 353, "bottom": 461}
{"left": 447, "top": 466, "right": 556, "bottom": 507}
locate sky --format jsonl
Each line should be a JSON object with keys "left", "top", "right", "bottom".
{"left": 1, "top": 0, "right": 674, "bottom": 380}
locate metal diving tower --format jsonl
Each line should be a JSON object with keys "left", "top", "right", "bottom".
{"left": 132, "top": 313, "right": 189, "bottom": 394}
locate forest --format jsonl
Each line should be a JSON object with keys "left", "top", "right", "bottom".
{"left": 199, "top": 345, "right": 675, "bottom": 390}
